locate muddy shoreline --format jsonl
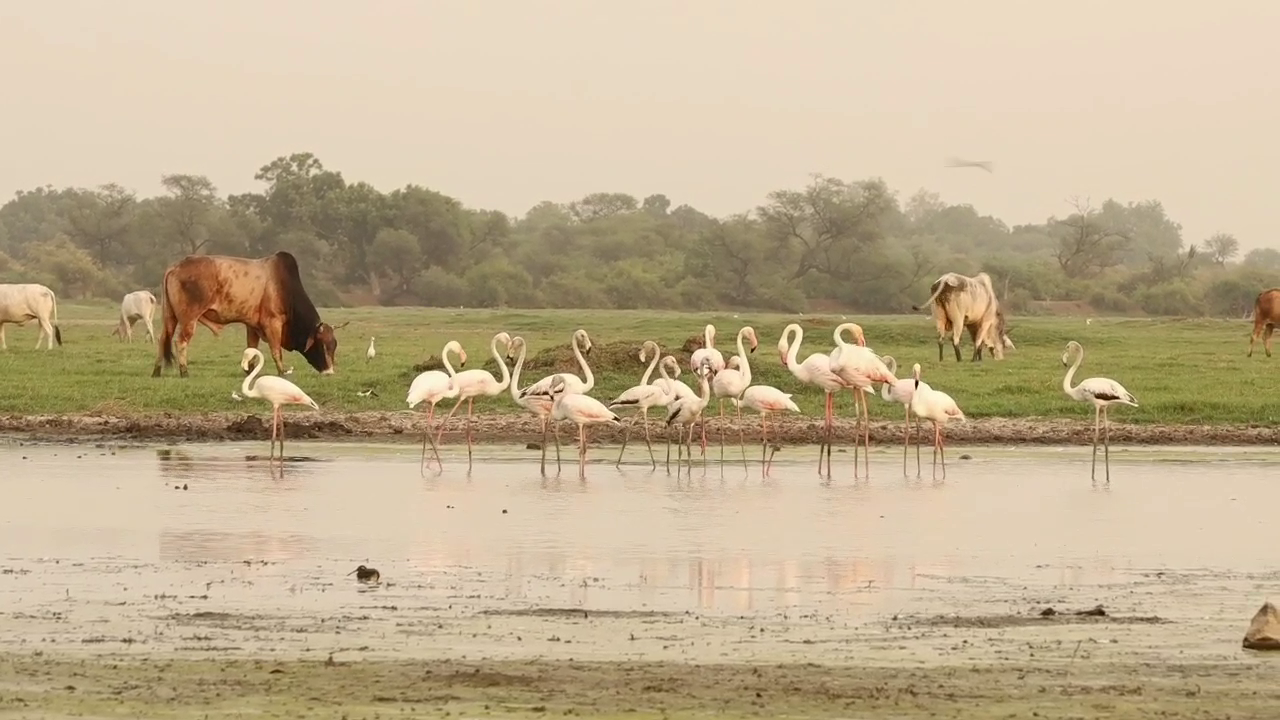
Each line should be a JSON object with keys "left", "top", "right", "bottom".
{"left": 1, "top": 410, "right": 1278, "bottom": 446}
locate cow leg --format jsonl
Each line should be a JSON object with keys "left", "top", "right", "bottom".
{"left": 949, "top": 315, "right": 965, "bottom": 362}
{"left": 175, "top": 321, "right": 197, "bottom": 378}
{"left": 0, "top": 323, "right": 7, "bottom": 351}
{"left": 1266, "top": 324, "right": 1276, "bottom": 358}
{"left": 145, "top": 317, "right": 155, "bottom": 344}
{"left": 1249, "top": 318, "right": 1265, "bottom": 357}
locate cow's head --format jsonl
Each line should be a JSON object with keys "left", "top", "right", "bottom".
{"left": 302, "top": 322, "right": 339, "bottom": 374}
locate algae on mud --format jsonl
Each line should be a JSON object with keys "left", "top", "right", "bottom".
{"left": 2, "top": 655, "right": 1275, "bottom": 719}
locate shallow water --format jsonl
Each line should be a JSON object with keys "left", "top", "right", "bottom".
{"left": 2, "top": 441, "right": 1278, "bottom": 663}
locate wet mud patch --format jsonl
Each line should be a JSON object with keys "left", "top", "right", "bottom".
{"left": 908, "top": 607, "right": 1170, "bottom": 629}
{"left": 478, "top": 607, "right": 686, "bottom": 620}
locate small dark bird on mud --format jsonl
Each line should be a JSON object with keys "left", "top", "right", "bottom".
{"left": 347, "top": 565, "right": 381, "bottom": 583}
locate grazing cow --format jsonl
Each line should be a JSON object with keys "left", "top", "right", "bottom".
{"left": 111, "top": 290, "right": 158, "bottom": 343}
{"left": 152, "top": 251, "right": 339, "bottom": 378}
{"left": 1248, "top": 288, "right": 1280, "bottom": 358}
{"left": 938, "top": 305, "right": 1016, "bottom": 362}
{"left": 0, "top": 283, "right": 62, "bottom": 351}
{"left": 912, "top": 271, "right": 1010, "bottom": 362}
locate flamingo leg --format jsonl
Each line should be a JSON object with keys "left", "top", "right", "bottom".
{"left": 435, "top": 395, "right": 468, "bottom": 449}
{"left": 850, "top": 391, "right": 861, "bottom": 479}
{"left": 860, "top": 388, "right": 871, "bottom": 479}
{"left": 539, "top": 415, "right": 549, "bottom": 477}
{"left": 736, "top": 402, "right": 748, "bottom": 471}
{"left": 819, "top": 392, "right": 831, "bottom": 477}
{"left": 1091, "top": 405, "right": 1101, "bottom": 481}
{"left": 760, "top": 412, "right": 769, "bottom": 478}
{"left": 552, "top": 420, "right": 563, "bottom": 472}
{"left": 641, "top": 408, "right": 656, "bottom": 468}
{"left": 268, "top": 406, "right": 279, "bottom": 460}
{"left": 1103, "top": 405, "right": 1111, "bottom": 484}
{"left": 579, "top": 423, "right": 587, "bottom": 479}
{"left": 938, "top": 422, "right": 947, "bottom": 480}
{"left": 700, "top": 416, "right": 707, "bottom": 457}
{"left": 674, "top": 424, "right": 682, "bottom": 476}
{"left": 718, "top": 399, "right": 727, "bottom": 469}
{"left": 915, "top": 416, "right": 923, "bottom": 477}
{"left": 277, "top": 407, "right": 286, "bottom": 461}
{"left": 665, "top": 423, "right": 673, "bottom": 472}
{"left": 902, "top": 405, "right": 910, "bottom": 477}
{"left": 931, "top": 421, "right": 941, "bottom": 479}
{"left": 464, "top": 398, "right": 476, "bottom": 467}
{"left": 422, "top": 404, "right": 443, "bottom": 473}
{"left": 616, "top": 413, "right": 635, "bottom": 467}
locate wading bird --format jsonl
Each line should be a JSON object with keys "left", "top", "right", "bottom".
{"left": 519, "top": 329, "right": 595, "bottom": 397}
{"left": 666, "top": 360, "right": 715, "bottom": 474}
{"left": 435, "top": 332, "right": 512, "bottom": 467}
{"left": 508, "top": 335, "right": 562, "bottom": 476}
{"left": 1061, "top": 340, "right": 1137, "bottom": 483}
{"left": 547, "top": 375, "right": 622, "bottom": 479}
{"left": 239, "top": 347, "right": 319, "bottom": 461}
{"left": 347, "top": 565, "right": 381, "bottom": 583}
{"left": 778, "top": 323, "right": 848, "bottom": 477}
{"left": 366, "top": 336, "right": 376, "bottom": 362}
{"left": 731, "top": 384, "right": 800, "bottom": 478}
{"left": 879, "top": 356, "right": 921, "bottom": 476}
{"left": 909, "top": 364, "right": 966, "bottom": 480}
{"left": 689, "top": 324, "right": 727, "bottom": 453}
{"left": 406, "top": 340, "right": 467, "bottom": 472}
{"left": 608, "top": 341, "right": 675, "bottom": 468}
{"left": 652, "top": 355, "right": 696, "bottom": 403}
{"left": 829, "top": 323, "right": 896, "bottom": 479}
{"left": 710, "top": 326, "right": 758, "bottom": 470}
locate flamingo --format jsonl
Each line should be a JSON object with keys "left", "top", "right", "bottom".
{"left": 731, "top": 385, "right": 800, "bottom": 478}
{"left": 366, "top": 337, "right": 376, "bottom": 363}
{"left": 689, "top": 324, "right": 726, "bottom": 373}
{"left": 239, "top": 347, "right": 319, "bottom": 461}
{"left": 829, "top": 322, "right": 896, "bottom": 479}
{"left": 666, "top": 360, "right": 715, "bottom": 474}
{"left": 406, "top": 340, "right": 467, "bottom": 471}
{"left": 879, "top": 356, "right": 921, "bottom": 476}
{"left": 547, "top": 375, "right": 621, "bottom": 478}
{"left": 519, "top": 329, "right": 595, "bottom": 397}
{"left": 1061, "top": 340, "right": 1138, "bottom": 483}
{"left": 710, "top": 326, "right": 759, "bottom": 470}
{"left": 434, "top": 332, "right": 513, "bottom": 466}
{"left": 507, "top": 335, "right": 562, "bottom": 476}
{"left": 779, "top": 323, "right": 848, "bottom": 477}
{"left": 608, "top": 341, "right": 674, "bottom": 468}
{"left": 652, "top": 355, "right": 696, "bottom": 403}
{"left": 909, "top": 364, "right": 966, "bottom": 480}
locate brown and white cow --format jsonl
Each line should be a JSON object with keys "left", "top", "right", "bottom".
{"left": 1248, "top": 288, "right": 1280, "bottom": 358}
{"left": 152, "top": 251, "right": 339, "bottom": 378}
{"left": 912, "top": 271, "right": 1012, "bottom": 362}
{"left": 0, "top": 283, "right": 62, "bottom": 350}
{"left": 111, "top": 289, "right": 157, "bottom": 343}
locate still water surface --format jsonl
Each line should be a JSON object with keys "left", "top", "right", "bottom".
{"left": 3, "top": 442, "right": 1278, "bottom": 619}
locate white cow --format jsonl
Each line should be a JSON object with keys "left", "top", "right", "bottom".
{"left": 0, "top": 283, "right": 62, "bottom": 350}
{"left": 111, "top": 290, "right": 157, "bottom": 343}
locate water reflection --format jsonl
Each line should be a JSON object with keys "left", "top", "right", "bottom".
{"left": 1, "top": 443, "right": 1277, "bottom": 617}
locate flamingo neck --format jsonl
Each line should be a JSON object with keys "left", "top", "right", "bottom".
{"left": 1063, "top": 346, "right": 1084, "bottom": 396}
{"left": 704, "top": 325, "right": 715, "bottom": 350}
{"left": 490, "top": 335, "right": 511, "bottom": 392}
{"left": 785, "top": 325, "right": 802, "bottom": 369}
{"left": 734, "top": 329, "right": 752, "bottom": 385}
{"left": 572, "top": 333, "right": 594, "bottom": 392}
{"left": 638, "top": 344, "right": 660, "bottom": 386}
{"left": 442, "top": 344, "right": 459, "bottom": 376}
{"left": 242, "top": 351, "right": 264, "bottom": 398}
{"left": 508, "top": 344, "right": 528, "bottom": 401}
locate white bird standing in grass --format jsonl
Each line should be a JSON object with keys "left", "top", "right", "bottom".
{"left": 366, "top": 336, "right": 376, "bottom": 362}
{"left": 239, "top": 347, "right": 319, "bottom": 461}
{"left": 406, "top": 340, "right": 466, "bottom": 472}
{"left": 547, "top": 375, "right": 621, "bottom": 479}
{"left": 909, "top": 364, "right": 966, "bottom": 480}
{"left": 1061, "top": 340, "right": 1137, "bottom": 483}
{"left": 710, "top": 326, "right": 759, "bottom": 470}
{"left": 435, "top": 332, "right": 512, "bottom": 468}
{"left": 507, "top": 335, "right": 562, "bottom": 476}
{"left": 778, "top": 323, "right": 848, "bottom": 477}
{"left": 879, "top": 356, "right": 921, "bottom": 476}
{"left": 731, "top": 385, "right": 800, "bottom": 478}
{"left": 608, "top": 341, "right": 674, "bottom": 469}
{"left": 690, "top": 324, "right": 726, "bottom": 374}
{"left": 666, "top": 360, "right": 715, "bottom": 475}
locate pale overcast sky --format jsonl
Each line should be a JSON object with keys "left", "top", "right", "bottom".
{"left": 3, "top": 1, "right": 1278, "bottom": 248}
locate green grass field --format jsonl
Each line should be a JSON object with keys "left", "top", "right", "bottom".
{"left": 0, "top": 303, "right": 1271, "bottom": 425}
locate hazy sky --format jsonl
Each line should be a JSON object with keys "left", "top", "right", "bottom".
{"left": 4, "top": 1, "right": 1279, "bottom": 249}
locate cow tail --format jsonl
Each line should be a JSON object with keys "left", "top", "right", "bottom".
{"left": 911, "top": 281, "right": 948, "bottom": 313}
{"left": 49, "top": 288, "right": 62, "bottom": 346}
{"left": 160, "top": 274, "right": 177, "bottom": 367}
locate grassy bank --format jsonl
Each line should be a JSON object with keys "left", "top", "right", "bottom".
{"left": 0, "top": 303, "right": 1269, "bottom": 426}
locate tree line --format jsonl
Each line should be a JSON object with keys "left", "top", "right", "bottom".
{"left": 0, "top": 151, "right": 1273, "bottom": 317}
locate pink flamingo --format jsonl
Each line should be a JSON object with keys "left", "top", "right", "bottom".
{"left": 878, "top": 356, "right": 921, "bottom": 476}
{"left": 909, "top": 364, "right": 966, "bottom": 479}
{"left": 507, "top": 336, "right": 562, "bottom": 476}
{"left": 779, "top": 323, "right": 848, "bottom": 477}
{"left": 711, "top": 326, "right": 759, "bottom": 471}
{"left": 828, "top": 322, "right": 896, "bottom": 479}
{"left": 547, "top": 375, "right": 622, "bottom": 479}
{"left": 239, "top": 348, "right": 319, "bottom": 462}
{"left": 406, "top": 340, "right": 467, "bottom": 472}
{"left": 731, "top": 384, "right": 800, "bottom": 477}
{"left": 435, "top": 332, "right": 512, "bottom": 468}
{"left": 608, "top": 341, "right": 677, "bottom": 469}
